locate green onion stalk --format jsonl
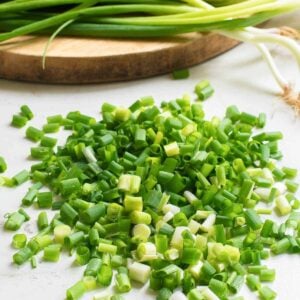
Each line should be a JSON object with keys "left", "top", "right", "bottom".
{"left": 0, "top": 0, "right": 300, "bottom": 105}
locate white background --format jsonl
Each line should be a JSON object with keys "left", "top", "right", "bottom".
{"left": 0, "top": 12, "right": 300, "bottom": 300}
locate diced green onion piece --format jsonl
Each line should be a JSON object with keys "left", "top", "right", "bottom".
{"left": 11, "top": 114, "right": 27, "bottom": 128}
{"left": 128, "top": 262, "right": 151, "bottom": 284}
{"left": 0, "top": 156, "right": 7, "bottom": 173}
{"left": 66, "top": 281, "right": 86, "bottom": 300}
{"left": 194, "top": 80, "right": 214, "bottom": 101}
{"left": 20, "top": 105, "right": 34, "bottom": 120}
{"left": 172, "top": 69, "right": 190, "bottom": 80}
{"left": 43, "top": 244, "right": 61, "bottom": 262}
{"left": 37, "top": 192, "right": 53, "bottom": 208}
{"left": 259, "top": 269, "right": 275, "bottom": 282}
{"left": 12, "top": 233, "right": 27, "bottom": 249}
{"left": 5, "top": 211, "right": 26, "bottom": 231}
{"left": 244, "top": 209, "right": 262, "bottom": 230}
{"left": 26, "top": 126, "right": 44, "bottom": 142}
{"left": 76, "top": 246, "right": 91, "bottom": 265}
{"left": 275, "top": 195, "right": 292, "bottom": 216}
{"left": 37, "top": 212, "right": 49, "bottom": 230}
{"left": 12, "top": 169, "right": 30, "bottom": 185}
{"left": 40, "top": 136, "right": 57, "bottom": 148}
{"left": 258, "top": 286, "right": 277, "bottom": 300}
{"left": 47, "top": 115, "right": 63, "bottom": 124}
{"left": 246, "top": 274, "right": 261, "bottom": 291}
{"left": 43, "top": 123, "right": 60, "bottom": 133}
{"left": 54, "top": 224, "right": 72, "bottom": 244}
{"left": 164, "top": 142, "right": 180, "bottom": 157}
{"left": 13, "top": 247, "right": 33, "bottom": 265}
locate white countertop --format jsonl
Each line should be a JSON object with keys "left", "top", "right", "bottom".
{"left": 0, "top": 12, "right": 300, "bottom": 300}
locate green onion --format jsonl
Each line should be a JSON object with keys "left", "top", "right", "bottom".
{"left": 12, "top": 169, "right": 30, "bottom": 185}
{"left": 115, "top": 267, "right": 131, "bottom": 293}
{"left": 194, "top": 80, "right": 214, "bottom": 101}
{"left": 76, "top": 246, "right": 91, "bottom": 265}
{"left": 128, "top": 262, "right": 151, "bottom": 284}
{"left": 244, "top": 209, "right": 262, "bottom": 230}
{"left": 172, "top": 69, "right": 190, "bottom": 80}
{"left": 258, "top": 286, "right": 277, "bottom": 300}
{"left": 98, "top": 262, "right": 113, "bottom": 286}
{"left": 282, "top": 167, "right": 297, "bottom": 179}
{"left": 60, "top": 178, "right": 81, "bottom": 195}
{"left": 164, "top": 142, "right": 180, "bottom": 157}
{"left": 11, "top": 114, "right": 27, "bottom": 128}
{"left": 157, "top": 288, "right": 172, "bottom": 300}
{"left": 5, "top": 210, "right": 27, "bottom": 231}
{"left": 26, "top": 126, "right": 44, "bottom": 142}
{"left": 37, "top": 212, "right": 49, "bottom": 230}
{"left": 47, "top": 114, "right": 63, "bottom": 124}
{"left": 246, "top": 274, "right": 261, "bottom": 291}
{"left": 43, "top": 123, "right": 60, "bottom": 133}
{"left": 84, "top": 258, "right": 102, "bottom": 277}
{"left": 66, "top": 281, "right": 86, "bottom": 300}
{"left": 37, "top": 192, "right": 53, "bottom": 208}
{"left": 64, "top": 231, "right": 85, "bottom": 249}
{"left": 0, "top": 156, "right": 7, "bottom": 173}
{"left": 13, "top": 247, "right": 33, "bottom": 265}
{"left": 82, "top": 276, "right": 97, "bottom": 291}
{"left": 54, "top": 224, "right": 72, "bottom": 244}
{"left": 81, "top": 202, "right": 106, "bottom": 224}
{"left": 20, "top": 105, "right": 34, "bottom": 120}
{"left": 259, "top": 269, "right": 276, "bottom": 282}
{"left": 31, "top": 256, "right": 37, "bottom": 269}
{"left": 3, "top": 86, "right": 300, "bottom": 300}
{"left": 43, "top": 244, "right": 61, "bottom": 262}
{"left": 40, "top": 136, "right": 57, "bottom": 148}
{"left": 12, "top": 233, "right": 27, "bottom": 249}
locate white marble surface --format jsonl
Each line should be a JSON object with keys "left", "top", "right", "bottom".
{"left": 0, "top": 11, "right": 300, "bottom": 300}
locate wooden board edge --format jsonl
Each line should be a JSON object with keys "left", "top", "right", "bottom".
{"left": 0, "top": 33, "right": 240, "bottom": 84}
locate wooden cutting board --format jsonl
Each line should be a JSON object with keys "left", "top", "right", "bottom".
{"left": 0, "top": 33, "right": 240, "bottom": 84}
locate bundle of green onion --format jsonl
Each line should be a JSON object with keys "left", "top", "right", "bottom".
{"left": 2, "top": 83, "right": 300, "bottom": 300}
{"left": 0, "top": 0, "right": 300, "bottom": 102}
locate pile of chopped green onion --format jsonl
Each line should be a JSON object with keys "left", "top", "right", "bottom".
{"left": 2, "top": 82, "right": 300, "bottom": 300}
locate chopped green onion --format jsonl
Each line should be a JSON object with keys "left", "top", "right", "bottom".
{"left": 66, "top": 281, "right": 86, "bottom": 300}
{"left": 20, "top": 105, "right": 34, "bottom": 120}
{"left": 258, "top": 286, "right": 277, "bottom": 300}
{"left": 116, "top": 267, "right": 132, "bottom": 293}
{"left": 172, "top": 69, "right": 190, "bottom": 80}
{"left": 194, "top": 80, "right": 214, "bottom": 101}
{"left": 40, "top": 136, "right": 57, "bottom": 148}
{"left": 43, "top": 123, "right": 60, "bottom": 133}
{"left": 5, "top": 211, "right": 27, "bottom": 231}
{"left": 54, "top": 224, "right": 72, "bottom": 244}
{"left": 12, "top": 233, "right": 27, "bottom": 249}
{"left": 3, "top": 87, "right": 300, "bottom": 300}
{"left": 128, "top": 262, "right": 151, "bottom": 284}
{"left": 26, "top": 126, "right": 44, "bottom": 142}
{"left": 13, "top": 247, "right": 33, "bottom": 265}
{"left": 37, "top": 212, "right": 48, "bottom": 230}
{"left": 11, "top": 114, "right": 27, "bottom": 128}
{"left": 0, "top": 156, "right": 7, "bottom": 173}
{"left": 37, "top": 192, "right": 53, "bottom": 208}
{"left": 76, "top": 246, "right": 91, "bottom": 265}
{"left": 43, "top": 244, "right": 61, "bottom": 262}
{"left": 31, "top": 256, "right": 37, "bottom": 269}
{"left": 12, "top": 169, "right": 30, "bottom": 185}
